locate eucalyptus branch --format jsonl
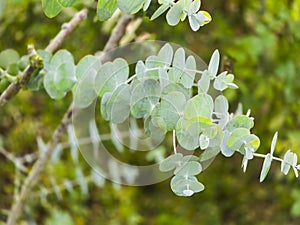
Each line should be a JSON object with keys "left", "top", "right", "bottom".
{"left": 0, "top": 9, "right": 88, "bottom": 107}
{"left": 5, "top": 13, "right": 133, "bottom": 225}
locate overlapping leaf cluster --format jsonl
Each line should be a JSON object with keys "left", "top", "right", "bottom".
{"left": 72, "top": 43, "right": 258, "bottom": 196}
{"left": 41, "top": 0, "right": 211, "bottom": 31}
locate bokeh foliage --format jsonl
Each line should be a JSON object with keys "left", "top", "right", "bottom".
{"left": 1, "top": 0, "right": 300, "bottom": 224}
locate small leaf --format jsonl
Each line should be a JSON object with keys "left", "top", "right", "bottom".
{"left": 150, "top": 4, "right": 170, "bottom": 20}
{"left": 174, "top": 161, "right": 202, "bottom": 176}
{"left": 208, "top": 50, "right": 220, "bottom": 78}
{"left": 213, "top": 71, "right": 227, "bottom": 91}
{"left": 227, "top": 128, "right": 250, "bottom": 151}
{"left": 225, "top": 115, "right": 254, "bottom": 132}
{"left": 169, "top": 47, "right": 185, "bottom": 83}
{"left": 76, "top": 55, "right": 101, "bottom": 80}
{"left": 51, "top": 49, "right": 74, "bottom": 68}
{"left": 183, "top": 55, "right": 196, "bottom": 88}
{"left": 130, "top": 79, "right": 161, "bottom": 118}
{"left": 94, "top": 58, "right": 129, "bottom": 97}
{"left": 162, "top": 83, "right": 191, "bottom": 100}
{"left": 54, "top": 61, "right": 76, "bottom": 92}
{"left": 157, "top": 43, "right": 174, "bottom": 67}
{"left": 171, "top": 175, "right": 204, "bottom": 197}
{"left": 281, "top": 150, "right": 297, "bottom": 175}
{"left": 101, "top": 92, "right": 112, "bottom": 121}
{"left": 260, "top": 153, "right": 272, "bottom": 182}
{"left": 42, "top": 0, "right": 62, "bottom": 18}
{"left": 270, "top": 132, "right": 278, "bottom": 155}
{"left": 97, "top": 0, "right": 118, "bottom": 21}
{"left": 117, "top": 0, "right": 144, "bottom": 14}
{"left": 43, "top": 71, "right": 66, "bottom": 99}
{"left": 187, "top": 0, "right": 200, "bottom": 15}
{"left": 214, "top": 95, "right": 229, "bottom": 114}
{"left": 220, "top": 130, "right": 234, "bottom": 157}
{"left": 152, "top": 91, "right": 186, "bottom": 131}
{"left": 176, "top": 117, "right": 211, "bottom": 150}
{"left": 166, "top": 3, "right": 183, "bottom": 26}
{"left": 188, "top": 11, "right": 212, "bottom": 31}
{"left": 0, "top": 49, "right": 20, "bottom": 69}
{"left": 159, "top": 153, "right": 183, "bottom": 172}
{"left": 73, "top": 68, "right": 98, "bottom": 108}
{"left": 198, "top": 70, "right": 210, "bottom": 93}
{"left": 143, "top": 0, "right": 152, "bottom": 11}
{"left": 183, "top": 93, "right": 214, "bottom": 120}
{"left": 199, "top": 134, "right": 209, "bottom": 150}
{"left": 135, "top": 60, "right": 147, "bottom": 80}
{"left": 103, "top": 83, "right": 131, "bottom": 124}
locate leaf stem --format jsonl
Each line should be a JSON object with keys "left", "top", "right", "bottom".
{"left": 173, "top": 130, "right": 177, "bottom": 154}
{"left": 126, "top": 74, "right": 137, "bottom": 83}
{"left": 253, "top": 153, "right": 283, "bottom": 162}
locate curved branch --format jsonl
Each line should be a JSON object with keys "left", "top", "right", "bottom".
{"left": 0, "top": 8, "right": 88, "bottom": 107}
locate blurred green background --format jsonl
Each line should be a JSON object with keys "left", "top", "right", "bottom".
{"left": 1, "top": 0, "right": 300, "bottom": 224}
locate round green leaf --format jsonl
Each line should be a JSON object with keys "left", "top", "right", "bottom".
{"left": 152, "top": 91, "right": 186, "bottom": 131}
{"left": 159, "top": 153, "right": 183, "bottom": 172}
{"left": 0, "top": 49, "right": 20, "bottom": 69}
{"left": 226, "top": 115, "right": 254, "bottom": 132}
{"left": 94, "top": 58, "right": 129, "bottom": 97}
{"left": 174, "top": 161, "right": 202, "bottom": 176}
{"left": 43, "top": 70, "right": 66, "bottom": 99}
{"left": 130, "top": 79, "right": 161, "bottom": 118}
{"left": 54, "top": 61, "right": 76, "bottom": 92}
{"left": 171, "top": 175, "right": 205, "bottom": 197}
{"left": 213, "top": 71, "right": 227, "bottom": 91}
{"left": 104, "top": 83, "right": 131, "bottom": 124}
{"left": 42, "top": 0, "right": 62, "bottom": 18}
{"left": 73, "top": 68, "right": 98, "bottom": 108}
{"left": 166, "top": 3, "right": 183, "bottom": 26}
{"left": 227, "top": 128, "right": 251, "bottom": 151}
{"left": 51, "top": 49, "right": 74, "bottom": 69}
{"left": 117, "top": 0, "right": 144, "bottom": 14}
{"left": 76, "top": 55, "right": 101, "bottom": 80}
{"left": 97, "top": 0, "right": 118, "bottom": 21}
{"left": 183, "top": 93, "right": 214, "bottom": 120}
{"left": 162, "top": 82, "right": 191, "bottom": 100}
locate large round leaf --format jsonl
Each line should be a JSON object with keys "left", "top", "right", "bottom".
{"left": 130, "top": 79, "right": 161, "bottom": 118}
{"left": 94, "top": 58, "right": 129, "bottom": 97}
{"left": 152, "top": 91, "right": 187, "bottom": 131}
{"left": 171, "top": 175, "right": 205, "bottom": 197}
{"left": 102, "top": 83, "right": 131, "bottom": 124}
{"left": 183, "top": 93, "right": 214, "bottom": 120}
